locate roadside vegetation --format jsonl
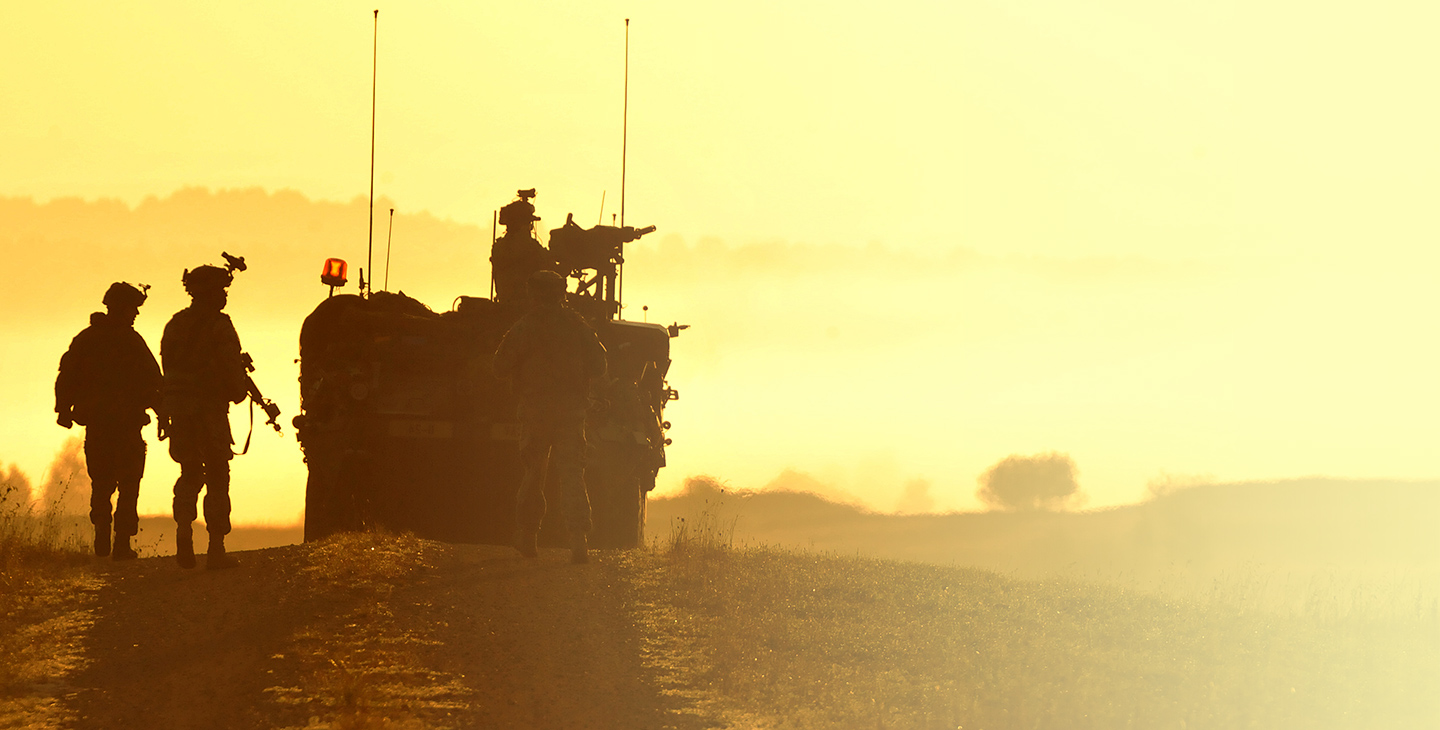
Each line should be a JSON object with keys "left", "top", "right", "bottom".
{"left": 0, "top": 466, "right": 98, "bottom": 729}
{"left": 1, "top": 466, "right": 92, "bottom": 618}
{"left": 645, "top": 494, "right": 1439, "bottom": 729}
{"left": 1, "top": 465, "right": 88, "bottom": 583}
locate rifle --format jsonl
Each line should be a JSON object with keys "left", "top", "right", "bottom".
{"left": 222, "top": 252, "right": 282, "bottom": 437}
{"left": 241, "top": 352, "right": 282, "bottom": 434}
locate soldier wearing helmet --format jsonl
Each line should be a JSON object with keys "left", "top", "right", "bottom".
{"left": 159, "top": 264, "right": 249, "bottom": 569}
{"left": 493, "top": 269, "right": 608, "bottom": 563}
{"left": 55, "top": 282, "right": 163, "bottom": 560}
{"left": 491, "top": 189, "right": 558, "bottom": 306}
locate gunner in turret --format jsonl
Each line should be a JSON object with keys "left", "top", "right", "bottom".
{"left": 490, "top": 188, "right": 557, "bottom": 306}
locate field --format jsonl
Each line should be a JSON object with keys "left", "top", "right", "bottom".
{"left": 2, "top": 479, "right": 1436, "bottom": 729}
{"left": 646, "top": 543, "right": 1437, "bottom": 728}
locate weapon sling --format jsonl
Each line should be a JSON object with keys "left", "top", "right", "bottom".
{"left": 233, "top": 398, "right": 255, "bottom": 456}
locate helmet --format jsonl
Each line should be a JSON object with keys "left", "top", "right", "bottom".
{"left": 102, "top": 282, "right": 147, "bottom": 309}
{"left": 527, "top": 269, "right": 566, "bottom": 302}
{"left": 182, "top": 265, "right": 233, "bottom": 294}
{"left": 498, "top": 198, "right": 540, "bottom": 228}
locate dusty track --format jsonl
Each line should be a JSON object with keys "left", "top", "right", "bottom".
{"left": 42, "top": 540, "right": 717, "bottom": 730}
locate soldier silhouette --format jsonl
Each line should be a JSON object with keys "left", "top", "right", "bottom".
{"left": 493, "top": 269, "right": 608, "bottom": 563}
{"left": 55, "top": 282, "right": 163, "bottom": 560}
{"left": 160, "top": 264, "right": 248, "bottom": 570}
{"left": 490, "top": 189, "right": 557, "bottom": 306}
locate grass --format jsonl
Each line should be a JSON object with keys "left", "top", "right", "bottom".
{"left": 1, "top": 477, "right": 88, "bottom": 589}
{"left": 268, "top": 529, "right": 470, "bottom": 730}
{"left": 0, "top": 475, "right": 99, "bottom": 730}
{"left": 661, "top": 484, "right": 739, "bottom": 556}
{"left": 643, "top": 499, "right": 1440, "bottom": 729}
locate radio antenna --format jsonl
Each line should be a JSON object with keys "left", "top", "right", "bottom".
{"left": 620, "top": 18, "right": 630, "bottom": 229}
{"left": 618, "top": 18, "right": 630, "bottom": 313}
{"left": 383, "top": 207, "right": 395, "bottom": 291}
{"left": 597, "top": 190, "right": 606, "bottom": 225}
{"left": 366, "top": 9, "right": 379, "bottom": 297}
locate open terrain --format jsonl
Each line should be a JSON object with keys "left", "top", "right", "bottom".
{"left": 2, "top": 522, "right": 1436, "bottom": 729}
{"left": 649, "top": 477, "right": 1440, "bottom": 593}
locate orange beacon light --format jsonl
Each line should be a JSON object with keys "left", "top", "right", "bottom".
{"left": 321, "top": 258, "right": 348, "bottom": 291}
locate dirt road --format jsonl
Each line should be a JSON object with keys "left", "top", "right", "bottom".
{"left": 15, "top": 536, "right": 722, "bottom": 730}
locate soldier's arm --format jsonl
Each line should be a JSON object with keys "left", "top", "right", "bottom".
{"left": 55, "top": 348, "right": 76, "bottom": 428}
{"left": 134, "top": 332, "right": 164, "bottom": 415}
{"left": 216, "top": 316, "right": 249, "bottom": 404}
{"left": 54, "top": 331, "right": 90, "bottom": 428}
{"left": 159, "top": 315, "right": 182, "bottom": 375}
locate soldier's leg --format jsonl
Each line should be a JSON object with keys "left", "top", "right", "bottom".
{"left": 84, "top": 427, "right": 119, "bottom": 557}
{"left": 551, "top": 409, "right": 591, "bottom": 564}
{"left": 201, "top": 458, "right": 232, "bottom": 537}
{"left": 170, "top": 461, "right": 202, "bottom": 568}
{"left": 515, "top": 410, "right": 554, "bottom": 538}
{"left": 511, "top": 408, "right": 556, "bottom": 559}
{"left": 199, "top": 409, "right": 237, "bottom": 568}
{"left": 202, "top": 457, "right": 239, "bottom": 570}
{"left": 169, "top": 415, "right": 203, "bottom": 568}
{"left": 109, "top": 427, "right": 145, "bottom": 560}
{"left": 112, "top": 428, "right": 145, "bottom": 538}
{"left": 551, "top": 409, "right": 592, "bottom": 539}
{"left": 171, "top": 463, "right": 203, "bottom": 526}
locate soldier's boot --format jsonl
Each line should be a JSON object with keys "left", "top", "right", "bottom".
{"left": 570, "top": 532, "right": 589, "bottom": 565}
{"left": 93, "top": 523, "right": 111, "bottom": 558}
{"left": 176, "top": 524, "right": 196, "bottom": 569}
{"left": 206, "top": 534, "right": 239, "bottom": 571}
{"left": 513, "top": 529, "right": 538, "bottom": 559}
{"left": 111, "top": 534, "right": 138, "bottom": 561}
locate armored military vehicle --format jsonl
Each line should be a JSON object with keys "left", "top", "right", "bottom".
{"left": 294, "top": 190, "right": 681, "bottom": 549}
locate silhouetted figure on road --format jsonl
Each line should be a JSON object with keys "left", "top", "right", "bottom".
{"left": 55, "top": 282, "right": 162, "bottom": 560}
{"left": 160, "top": 265, "right": 248, "bottom": 570}
{"left": 493, "top": 270, "right": 608, "bottom": 563}
{"left": 491, "top": 189, "right": 557, "bottom": 306}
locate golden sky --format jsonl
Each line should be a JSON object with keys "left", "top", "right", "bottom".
{"left": 5, "top": 1, "right": 1440, "bottom": 521}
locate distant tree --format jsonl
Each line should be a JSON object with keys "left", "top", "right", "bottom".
{"left": 977, "top": 452, "right": 1083, "bottom": 511}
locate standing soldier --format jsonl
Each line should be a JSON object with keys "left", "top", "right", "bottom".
{"left": 160, "top": 265, "right": 248, "bottom": 570}
{"left": 55, "top": 282, "right": 163, "bottom": 560}
{"left": 493, "top": 269, "right": 608, "bottom": 563}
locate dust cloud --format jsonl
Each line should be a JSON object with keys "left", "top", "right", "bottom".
{"left": 0, "top": 464, "right": 32, "bottom": 508}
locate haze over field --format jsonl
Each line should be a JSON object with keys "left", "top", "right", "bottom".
{"left": 4, "top": 8, "right": 1440, "bottom": 724}
{"left": 6, "top": 1, "right": 1440, "bottom": 525}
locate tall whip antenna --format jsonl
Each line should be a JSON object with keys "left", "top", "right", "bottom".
{"left": 366, "top": 9, "right": 379, "bottom": 297}
{"left": 620, "top": 18, "right": 629, "bottom": 229}
{"left": 383, "top": 207, "right": 395, "bottom": 291}
{"left": 618, "top": 18, "right": 630, "bottom": 312}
